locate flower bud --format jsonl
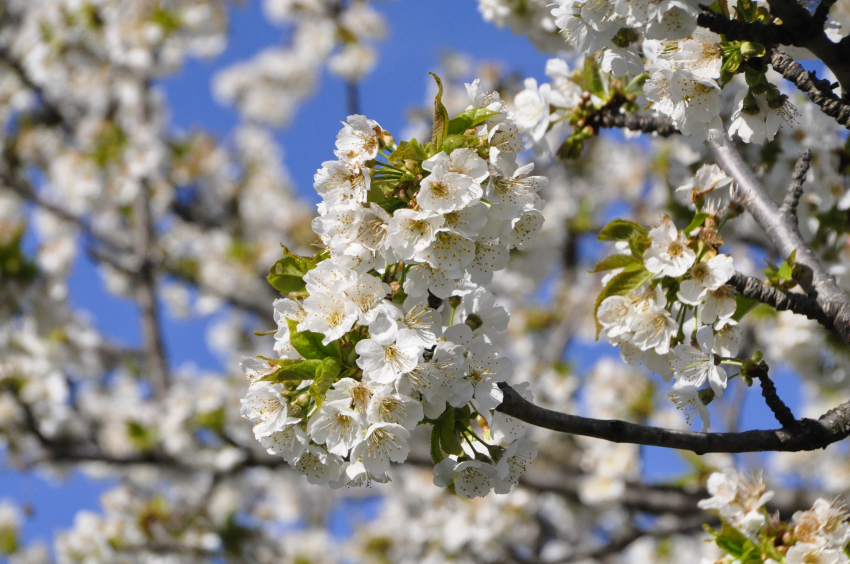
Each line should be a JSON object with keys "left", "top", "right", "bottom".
{"left": 448, "top": 295, "right": 462, "bottom": 309}
{"left": 740, "top": 41, "right": 765, "bottom": 58}
{"left": 742, "top": 91, "right": 760, "bottom": 115}
{"left": 464, "top": 313, "right": 484, "bottom": 331}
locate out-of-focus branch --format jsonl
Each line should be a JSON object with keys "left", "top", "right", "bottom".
{"left": 133, "top": 180, "right": 169, "bottom": 399}
{"left": 1, "top": 171, "right": 130, "bottom": 253}
{"left": 707, "top": 135, "right": 850, "bottom": 343}
{"left": 496, "top": 382, "right": 850, "bottom": 454}
{"left": 555, "top": 513, "right": 712, "bottom": 563}
{"left": 768, "top": 49, "right": 850, "bottom": 129}
{"left": 346, "top": 81, "right": 360, "bottom": 116}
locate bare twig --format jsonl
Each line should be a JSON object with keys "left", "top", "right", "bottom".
{"left": 346, "top": 81, "right": 360, "bottom": 116}
{"left": 779, "top": 149, "right": 813, "bottom": 220}
{"left": 750, "top": 363, "right": 799, "bottom": 429}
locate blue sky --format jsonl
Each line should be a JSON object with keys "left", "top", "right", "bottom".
{"left": 6, "top": 0, "right": 804, "bottom": 550}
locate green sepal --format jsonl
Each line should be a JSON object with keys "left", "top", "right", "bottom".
{"left": 309, "top": 357, "right": 341, "bottom": 408}
{"left": 593, "top": 266, "right": 655, "bottom": 338}
{"left": 266, "top": 245, "right": 318, "bottom": 295}
{"left": 597, "top": 219, "right": 649, "bottom": 241}
{"left": 286, "top": 318, "right": 342, "bottom": 360}
{"left": 255, "top": 357, "right": 323, "bottom": 382}
{"left": 589, "top": 253, "right": 641, "bottom": 273}
{"left": 430, "top": 72, "right": 450, "bottom": 146}
{"left": 447, "top": 108, "right": 500, "bottom": 135}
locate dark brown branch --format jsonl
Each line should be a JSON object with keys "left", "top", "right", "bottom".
{"left": 496, "top": 382, "right": 847, "bottom": 454}
{"left": 728, "top": 272, "right": 833, "bottom": 329}
{"left": 764, "top": 0, "right": 850, "bottom": 94}
{"left": 768, "top": 49, "right": 850, "bottom": 128}
{"left": 750, "top": 363, "right": 799, "bottom": 428}
{"left": 814, "top": 0, "right": 838, "bottom": 28}
{"left": 779, "top": 149, "right": 813, "bottom": 219}
{"left": 588, "top": 107, "right": 680, "bottom": 137}
{"left": 697, "top": 9, "right": 792, "bottom": 45}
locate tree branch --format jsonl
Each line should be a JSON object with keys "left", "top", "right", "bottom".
{"left": 767, "top": 49, "right": 850, "bottom": 129}
{"left": 133, "top": 180, "right": 169, "bottom": 399}
{"left": 707, "top": 135, "right": 850, "bottom": 343}
{"left": 496, "top": 382, "right": 850, "bottom": 454}
{"left": 588, "top": 107, "right": 680, "bottom": 137}
{"left": 697, "top": 9, "right": 793, "bottom": 45}
{"left": 727, "top": 272, "right": 833, "bottom": 329}
{"left": 779, "top": 149, "right": 813, "bottom": 219}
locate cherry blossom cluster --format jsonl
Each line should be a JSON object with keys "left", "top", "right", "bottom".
{"left": 547, "top": 0, "right": 821, "bottom": 143}
{"left": 594, "top": 164, "right": 744, "bottom": 431}
{"left": 241, "top": 78, "right": 544, "bottom": 496}
{"left": 700, "top": 469, "right": 850, "bottom": 564}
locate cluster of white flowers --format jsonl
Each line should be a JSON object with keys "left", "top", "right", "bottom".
{"left": 700, "top": 469, "right": 850, "bottom": 564}
{"left": 593, "top": 165, "right": 742, "bottom": 431}
{"left": 241, "top": 81, "right": 545, "bottom": 496}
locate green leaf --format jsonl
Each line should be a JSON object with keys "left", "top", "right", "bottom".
{"left": 593, "top": 266, "right": 655, "bottom": 338}
{"left": 267, "top": 245, "right": 317, "bottom": 295}
{"left": 437, "top": 134, "right": 479, "bottom": 155}
{"left": 684, "top": 212, "right": 709, "bottom": 236}
{"left": 589, "top": 253, "right": 640, "bottom": 273}
{"left": 309, "top": 357, "right": 341, "bottom": 408}
{"left": 597, "top": 219, "right": 649, "bottom": 241}
{"left": 430, "top": 72, "right": 450, "bottom": 146}
{"left": 256, "top": 357, "right": 323, "bottom": 382}
{"left": 583, "top": 56, "right": 605, "bottom": 98}
{"left": 430, "top": 425, "right": 445, "bottom": 464}
{"left": 447, "top": 108, "right": 500, "bottom": 135}
{"left": 286, "top": 318, "right": 342, "bottom": 360}
{"left": 389, "top": 138, "right": 428, "bottom": 162}
{"left": 628, "top": 235, "right": 652, "bottom": 257}
{"left": 732, "top": 295, "right": 759, "bottom": 321}
{"left": 435, "top": 408, "right": 463, "bottom": 456}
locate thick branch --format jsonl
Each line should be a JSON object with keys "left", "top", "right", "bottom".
{"left": 589, "top": 108, "right": 680, "bottom": 137}
{"left": 697, "top": 9, "right": 792, "bottom": 45}
{"left": 707, "top": 136, "right": 850, "bottom": 343}
{"left": 496, "top": 383, "right": 849, "bottom": 454}
{"left": 768, "top": 49, "right": 850, "bottom": 128}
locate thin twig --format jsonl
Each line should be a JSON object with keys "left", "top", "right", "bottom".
{"left": 768, "top": 49, "right": 850, "bottom": 129}
{"left": 750, "top": 364, "right": 798, "bottom": 429}
{"left": 779, "top": 149, "right": 813, "bottom": 220}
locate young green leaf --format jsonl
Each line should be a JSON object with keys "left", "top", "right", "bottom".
{"left": 256, "top": 358, "right": 323, "bottom": 382}
{"left": 430, "top": 72, "right": 450, "bottom": 146}
{"left": 589, "top": 253, "right": 641, "bottom": 273}
{"left": 389, "top": 138, "right": 428, "bottom": 162}
{"left": 266, "top": 245, "right": 317, "bottom": 295}
{"left": 447, "top": 108, "right": 500, "bottom": 135}
{"left": 309, "top": 357, "right": 341, "bottom": 408}
{"left": 286, "top": 318, "right": 342, "bottom": 360}
{"left": 597, "top": 219, "right": 649, "bottom": 241}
